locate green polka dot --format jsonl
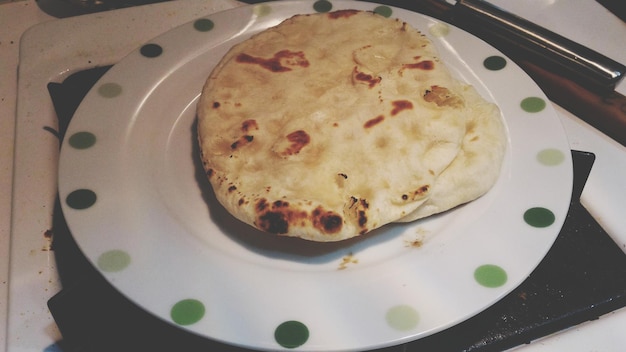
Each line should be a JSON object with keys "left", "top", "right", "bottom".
{"left": 537, "top": 148, "right": 565, "bottom": 166}
{"left": 374, "top": 5, "right": 393, "bottom": 17}
{"left": 98, "top": 82, "right": 122, "bottom": 98}
{"left": 386, "top": 305, "right": 419, "bottom": 331}
{"left": 43, "top": 343, "right": 63, "bottom": 352}
{"left": 274, "top": 320, "right": 309, "bottom": 348}
{"left": 483, "top": 55, "right": 507, "bottom": 71}
{"left": 140, "top": 43, "right": 163, "bottom": 58}
{"left": 253, "top": 4, "right": 272, "bottom": 16}
{"left": 521, "top": 97, "right": 546, "bottom": 113}
{"left": 429, "top": 22, "right": 450, "bottom": 37}
{"left": 68, "top": 132, "right": 96, "bottom": 149}
{"left": 66, "top": 189, "right": 96, "bottom": 210}
{"left": 474, "top": 264, "right": 507, "bottom": 288}
{"left": 193, "top": 18, "right": 214, "bottom": 32}
{"left": 524, "top": 207, "right": 555, "bottom": 228}
{"left": 313, "top": 0, "right": 332, "bottom": 13}
{"left": 97, "top": 250, "right": 131, "bottom": 272}
{"left": 171, "top": 299, "right": 205, "bottom": 325}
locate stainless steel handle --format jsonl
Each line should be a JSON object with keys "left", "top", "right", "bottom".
{"left": 453, "top": 0, "right": 626, "bottom": 92}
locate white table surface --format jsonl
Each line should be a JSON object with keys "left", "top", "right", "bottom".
{"left": 2, "top": 0, "right": 625, "bottom": 351}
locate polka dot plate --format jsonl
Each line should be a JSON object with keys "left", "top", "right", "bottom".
{"left": 58, "top": 1, "right": 573, "bottom": 351}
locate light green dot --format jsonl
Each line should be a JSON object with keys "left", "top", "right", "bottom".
{"left": 537, "top": 148, "right": 565, "bottom": 166}
{"left": 97, "top": 250, "right": 131, "bottom": 272}
{"left": 524, "top": 207, "right": 555, "bottom": 228}
{"left": 373, "top": 5, "right": 392, "bottom": 17}
{"left": 253, "top": 4, "right": 272, "bottom": 16}
{"left": 429, "top": 22, "right": 450, "bottom": 37}
{"left": 68, "top": 131, "right": 96, "bottom": 149}
{"left": 521, "top": 97, "right": 546, "bottom": 113}
{"left": 98, "top": 82, "right": 122, "bottom": 98}
{"left": 193, "top": 18, "right": 214, "bottom": 32}
{"left": 474, "top": 264, "right": 508, "bottom": 288}
{"left": 275, "top": 320, "right": 309, "bottom": 348}
{"left": 171, "top": 299, "right": 206, "bottom": 325}
{"left": 386, "top": 305, "right": 419, "bottom": 331}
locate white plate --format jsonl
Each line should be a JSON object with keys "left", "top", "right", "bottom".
{"left": 58, "top": 1, "right": 572, "bottom": 350}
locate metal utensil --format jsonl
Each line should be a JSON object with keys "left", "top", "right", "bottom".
{"left": 453, "top": 0, "right": 625, "bottom": 93}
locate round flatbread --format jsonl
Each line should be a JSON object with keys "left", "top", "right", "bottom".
{"left": 197, "top": 10, "right": 505, "bottom": 241}
{"left": 397, "top": 85, "right": 507, "bottom": 222}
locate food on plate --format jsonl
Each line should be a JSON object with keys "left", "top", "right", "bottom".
{"left": 196, "top": 9, "right": 506, "bottom": 242}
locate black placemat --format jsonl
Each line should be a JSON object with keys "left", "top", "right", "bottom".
{"left": 47, "top": 65, "right": 626, "bottom": 352}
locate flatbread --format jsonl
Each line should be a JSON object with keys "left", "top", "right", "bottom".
{"left": 197, "top": 10, "right": 505, "bottom": 241}
{"left": 397, "top": 85, "right": 507, "bottom": 222}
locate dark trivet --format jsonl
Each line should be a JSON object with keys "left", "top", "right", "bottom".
{"left": 48, "top": 68, "right": 626, "bottom": 352}
{"left": 376, "top": 150, "right": 626, "bottom": 352}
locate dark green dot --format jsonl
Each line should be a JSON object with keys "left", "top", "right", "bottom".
{"left": 43, "top": 343, "right": 63, "bottom": 352}
{"left": 483, "top": 55, "right": 507, "bottom": 71}
{"left": 193, "top": 18, "right": 214, "bottom": 32}
{"left": 374, "top": 5, "right": 393, "bottom": 17}
{"left": 68, "top": 132, "right": 96, "bottom": 149}
{"left": 66, "top": 189, "right": 97, "bottom": 210}
{"left": 170, "top": 299, "right": 205, "bottom": 325}
{"left": 524, "top": 207, "right": 555, "bottom": 228}
{"left": 274, "top": 320, "right": 309, "bottom": 348}
{"left": 313, "top": 0, "right": 332, "bottom": 13}
{"left": 140, "top": 43, "right": 163, "bottom": 58}
{"left": 98, "top": 82, "right": 122, "bottom": 98}
{"left": 474, "top": 264, "right": 508, "bottom": 288}
{"left": 521, "top": 97, "right": 546, "bottom": 113}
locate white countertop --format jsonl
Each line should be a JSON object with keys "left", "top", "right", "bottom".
{"left": 2, "top": 0, "right": 626, "bottom": 351}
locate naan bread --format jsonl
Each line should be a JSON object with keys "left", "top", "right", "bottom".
{"left": 397, "top": 85, "right": 507, "bottom": 222}
{"left": 197, "top": 10, "right": 505, "bottom": 242}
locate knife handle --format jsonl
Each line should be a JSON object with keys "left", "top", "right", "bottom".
{"left": 521, "top": 59, "right": 626, "bottom": 148}
{"left": 453, "top": 0, "right": 626, "bottom": 93}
